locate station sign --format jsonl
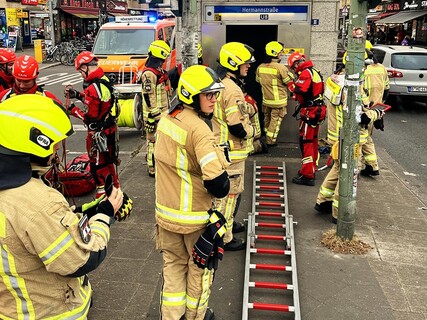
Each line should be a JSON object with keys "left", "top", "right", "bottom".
{"left": 205, "top": 4, "right": 309, "bottom": 22}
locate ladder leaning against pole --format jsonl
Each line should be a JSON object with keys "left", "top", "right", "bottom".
{"left": 242, "top": 161, "right": 300, "bottom": 320}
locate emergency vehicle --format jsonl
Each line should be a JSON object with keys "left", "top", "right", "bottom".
{"left": 92, "top": 14, "right": 176, "bottom": 85}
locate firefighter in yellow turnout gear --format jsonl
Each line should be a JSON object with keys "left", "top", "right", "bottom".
{"left": 140, "top": 40, "right": 172, "bottom": 177}
{"left": 315, "top": 53, "right": 386, "bottom": 222}
{"left": 360, "top": 54, "right": 390, "bottom": 176}
{"left": 155, "top": 65, "right": 230, "bottom": 320}
{"left": 256, "top": 41, "right": 293, "bottom": 146}
{"left": 0, "top": 95, "right": 125, "bottom": 319}
{"left": 213, "top": 42, "right": 256, "bottom": 251}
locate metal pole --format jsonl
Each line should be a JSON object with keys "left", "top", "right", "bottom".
{"left": 179, "top": 0, "right": 200, "bottom": 70}
{"left": 336, "top": 0, "right": 368, "bottom": 240}
{"left": 48, "top": 0, "right": 55, "bottom": 46}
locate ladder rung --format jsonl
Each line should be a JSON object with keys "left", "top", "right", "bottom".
{"left": 256, "top": 201, "right": 284, "bottom": 207}
{"left": 256, "top": 193, "right": 284, "bottom": 198}
{"left": 256, "top": 165, "right": 282, "bottom": 170}
{"left": 248, "top": 302, "right": 295, "bottom": 312}
{"left": 256, "top": 185, "right": 283, "bottom": 190}
{"left": 255, "top": 211, "right": 285, "bottom": 217}
{"left": 250, "top": 263, "right": 292, "bottom": 272}
{"left": 250, "top": 248, "right": 292, "bottom": 255}
{"left": 249, "top": 281, "right": 294, "bottom": 290}
{"left": 256, "top": 234, "right": 286, "bottom": 241}
{"left": 256, "top": 178, "right": 284, "bottom": 183}
{"left": 256, "top": 171, "right": 283, "bottom": 176}
{"left": 256, "top": 222, "right": 285, "bottom": 228}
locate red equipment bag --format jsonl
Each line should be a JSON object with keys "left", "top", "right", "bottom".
{"left": 44, "top": 154, "right": 96, "bottom": 197}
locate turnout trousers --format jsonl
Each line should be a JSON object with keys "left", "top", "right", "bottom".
{"left": 215, "top": 160, "right": 245, "bottom": 244}
{"left": 316, "top": 160, "right": 339, "bottom": 205}
{"left": 157, "top": 226, "right": 214, "bottom": 320}
{"left": 263, "top": 106, "right": 287, "bottom": 145}
{"left": 360, "top": 124, "right": 378, "bottom": 171}
{"left": 146, "top": 130, "right": 156, "bottom": 176}
{"left": 298, "top": 121, "right": 319, "bottom": 179}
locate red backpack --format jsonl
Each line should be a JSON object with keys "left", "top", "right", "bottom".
{"left": 44, "top": 154, "right": 96, "bottom": 197}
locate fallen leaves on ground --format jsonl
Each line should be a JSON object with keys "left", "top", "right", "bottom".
{"left": 321, "top": 229, "right": 373, "bottom": 254}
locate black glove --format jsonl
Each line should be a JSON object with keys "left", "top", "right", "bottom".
{"left": 144, "top": 117, "right": 157, "bottom": 134}
{"left": 192, "top": 232, "right": 214, "bottom": 269}
{"left": 382, "top": 89, "right": 389, "bottom": 102}
{"left": 97, "top": 200, "right": 115, "bottom": 218}
{"left": 192, "top": 210, "right": 227, "bottom": 269}
{"left": 360, "top": 113, "right": 371, "bottom": 128}
{"left": 207, "top": 237, "right": 224, "bottom": 270}
{"left": 65, "top": 88, "right": 82, "bottom": 101}
{"left": 115, "top": 192, "right": 133, "bottom": 221}
{"left": 373, "top": 118, "right": 384, "bottom": 131}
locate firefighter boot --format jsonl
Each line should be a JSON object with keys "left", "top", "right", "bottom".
{"left": 314, "top": 201, "right": 332, "bottom": 214}
{"left": 292, "top": 175, "right": 315, "bottom": 186}
{"left": 224, "top": 237, "right": 246, "bottom": 251}
{"left": 360, "top": 164, "right": 379, "bottom": 177}
{"left": 204, "top": 308, "right": 215, "bottom": 320}
{"left": 232, "top": 221, "right": 245, "bottom": 233}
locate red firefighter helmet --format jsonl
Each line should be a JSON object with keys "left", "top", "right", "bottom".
{"left": 13, "top": 55, "right": 39, "bottom": 80}
{"left": 0, "top": 48, "right": 16, "bottom": 64}
{"left": 75, "top": 51, "right": 98, "bottom": 70}
{"left": 287, "top": 52, "right": 304, "bottom": 69}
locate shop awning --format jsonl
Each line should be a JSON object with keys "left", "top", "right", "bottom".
{"left": 376, "top": 10, "right": 427, "bottom": 24}
{"left": 367, "top": 12, "right": 397, "bottom": 21}
{"left": 61, "top": 8, "right": 99, "bottom": 19}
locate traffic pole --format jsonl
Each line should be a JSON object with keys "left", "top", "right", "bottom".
{"left": 175, "top": 0, "right": 200, "bottom": 70}
{"left": 336, "top": 0, "right": 369, "bottom": 240}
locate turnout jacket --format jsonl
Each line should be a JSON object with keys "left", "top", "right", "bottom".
{"left": 0, "top": 178, "right": 111, "bottom": 319}
{"left": 141, "top": 67, "right": 171, "bottom": 121}
{"left": 256, "top": 59, "right": 293, "bottom": 108}
{"left": 362, "top": 63, "right": 390, "bottom": 105}
{"left": 155, "top": 105, "right": 229, "bottom": 234}
{"left": 212, "top": 73, "right": 254, "bottom": 163}
{"left": 70, "top": 67, "right": 114, "bottom": 129}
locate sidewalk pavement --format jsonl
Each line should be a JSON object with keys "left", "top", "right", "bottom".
{"left": 33, "top": 58, "right": 427, "bottom": 319}
{"left": 85, "top": 134, "right": 427, "bottom": 320}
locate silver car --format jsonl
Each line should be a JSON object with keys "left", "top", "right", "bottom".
{"left": 371, "top": 45, "right": 427, "bottom": 104}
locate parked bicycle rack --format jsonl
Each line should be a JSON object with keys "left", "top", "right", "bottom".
{"left": 242, "top": 161, "right": 300, "bottom": 320}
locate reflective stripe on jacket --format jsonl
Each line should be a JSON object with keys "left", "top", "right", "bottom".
{"left": 362, "top": 64, "right": 390, "bottom": 105}
{"left": 212, "top": 75, "right": 254, "bottom": 163}
{"left": 155, "top": 106, "right": 228, "bottom": 234}
{"left": 0, "top": 178, "right": 111, "bottom": 319}
{"left": 256, "top": 60, "right": 292, "bottom": 108}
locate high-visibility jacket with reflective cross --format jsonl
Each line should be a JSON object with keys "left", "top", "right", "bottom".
{"left": 0, "top": 177, "right": 111, "bottom": 319}
{"left": 154, "top": 105, "right": 229, "bottom": 234}
{"left": 362, "top": 63, "right": 390, "bottom": 105}
{"left": 212, "top": 73, "right": 255, "bottom": 163}
{"left": 256, "top": 59, "right": 293, "bottom": 108}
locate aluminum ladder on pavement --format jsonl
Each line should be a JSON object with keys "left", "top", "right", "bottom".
{"left": 242, "top": 161, "right": 300, "bottom": 320}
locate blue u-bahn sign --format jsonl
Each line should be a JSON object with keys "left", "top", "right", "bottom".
{"left": 205, "top": 5, "right": 309, "bottom": 22}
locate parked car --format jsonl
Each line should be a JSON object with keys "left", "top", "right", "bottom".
{"left": 371, "top": 45, "right": 427, "bottom": 105}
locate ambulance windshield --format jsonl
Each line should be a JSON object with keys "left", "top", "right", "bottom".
{"left": 93, "top": 28, "right": 155, "bottom": 55}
